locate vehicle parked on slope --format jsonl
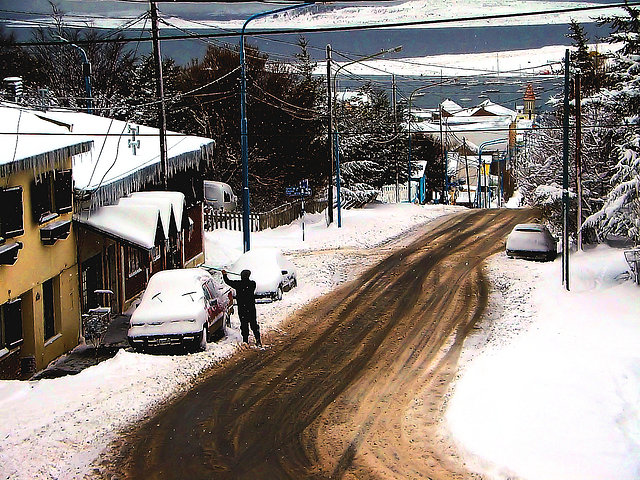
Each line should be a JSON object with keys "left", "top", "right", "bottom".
{"left": 229, "top": 248, "right": 297, "bottom": 302}
{"left": 127, "top": 268, "right": 234, "bottom": 352}
{"left": 506, "top": 223, "right": 557, "bottom": 261}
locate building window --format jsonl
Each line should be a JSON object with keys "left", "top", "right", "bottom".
{"left": 43, "top": 278, "right": 57, "bottom": 341}
{"left": 151, "top": 244, "right": 161, "bottom": 262}
{"left": 1, "top": 298, "right": 23, "bottom": 350}
{"left": 0, "top": 186, "right": 24, "bottom": 239}
{"left": 126, "top": 246, "right": 144, "bottom": 278}
{"left": 31, "top": 170, "right": 72, "bottom": 224}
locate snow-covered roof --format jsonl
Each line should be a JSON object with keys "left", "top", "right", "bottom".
{"left": 456, "top": 99, "right": 517, "bottom": 120}
{"left": 75, "top": 191, "right": 185, "bottom": 249}
{"left": 76, "top": 204, "right": 162, "bottom": 250}
{"left": 0, "top": 104, "right": 93, "bottom": 178}
{"left": 441, "top": 99, "right": 463, "bottom": 115}
{"left": 130, "top": 191, "right": 184, "bottom": 231}
{"left": 5, "top": 106, "right": 214, "bottom": 209}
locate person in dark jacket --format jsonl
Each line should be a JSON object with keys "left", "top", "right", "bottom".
{"left": 222, "top": 269, "right": 261, "bottom": 347}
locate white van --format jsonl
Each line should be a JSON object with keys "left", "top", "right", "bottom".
{"left": 203, "top": 181, "right": 237, "bottom": 212}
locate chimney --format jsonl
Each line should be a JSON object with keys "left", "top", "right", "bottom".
{"left": 3, "top": 77, "right": 23, "bottom": 103}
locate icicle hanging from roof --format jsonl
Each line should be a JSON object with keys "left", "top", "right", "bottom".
{"left": 0, "top": 141, "right": 93, "bottom": 180}
{"left": 83, "top": 141, "right": 215, "bottom": 211}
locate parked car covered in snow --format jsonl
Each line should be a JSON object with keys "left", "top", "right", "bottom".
{"left": 506, "top": 223, "right": 557, "bottom": 261}
{"left": 229, "top": 248, "right": 297, "bottom": 302}
{"left": 127, "top": 268, "right": 233, "bottom": 352}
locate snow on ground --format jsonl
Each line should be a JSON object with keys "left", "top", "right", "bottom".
{"left": 0, "top": 202, "right": 459, "bottom": 480}
{"left": 316, "top": 43, "right": 622, "bottom": 77}
{"left": 1, "top": 202, "right": 637, "bottom": 480}
{"left": 447, "top": 246, "right": 640, "bottom": 480}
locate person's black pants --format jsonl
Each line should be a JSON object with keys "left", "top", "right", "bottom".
{"left": 239, "top": 307, "right": 260, "bottom": 343}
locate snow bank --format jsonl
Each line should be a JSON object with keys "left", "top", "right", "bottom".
{"left": 205, "top": 203, "right": 464, "bottom": 266}
{"left": 447, "top": 246, "right": 640, "bottom": 480}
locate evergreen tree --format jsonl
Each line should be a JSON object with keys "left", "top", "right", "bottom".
{"left": 566, "top": 19, "right": 605, "bottom": 95}
{"left": 335, "top": 82, "right": 406, "bottom": 191}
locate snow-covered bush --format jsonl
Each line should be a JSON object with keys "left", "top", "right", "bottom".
{"left": 584, "top": 131, "right": 640, "bottom": 243}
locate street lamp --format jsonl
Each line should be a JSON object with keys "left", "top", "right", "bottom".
{"left": 406, "top": 79, "right": 456, "bottom": 203}
{"left": 239, "top": 2, "right": 313, "bottom": 252}
{"left": 331, "top": 45, "right": 402, "bottom": 227}
{"left": 55, "top": 35, "right": 92, "bottom": 114}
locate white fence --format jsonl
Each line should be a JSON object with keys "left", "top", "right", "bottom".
{"left": 380, "top": 184, "right": 409, "bottom": 203}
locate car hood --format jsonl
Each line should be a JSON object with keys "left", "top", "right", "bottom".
{"left": 130, "top": 300, "right": 204, "bottom": 326}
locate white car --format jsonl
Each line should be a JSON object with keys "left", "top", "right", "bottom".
{"left": 229, "top": 248, "right": 297, "bottom": 302}
{"left": 506, "top": 223, "right": 558, "bottom": 262}
{"left": 128, "top": 268, "right": 233, "bottom": 352}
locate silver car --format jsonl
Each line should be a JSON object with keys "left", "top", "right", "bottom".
{"left": 506, "top": 223, "right": 557, "bottom": 261}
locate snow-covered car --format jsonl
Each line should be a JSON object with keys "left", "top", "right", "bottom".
{"left": 229, "top": 248, "right": 297, "bottom": 302}
{"left": 506, "top": 223, "right": 557, "bottom": 261}
{"left": 127, "top": 268, "right": 234, "bottom": 352}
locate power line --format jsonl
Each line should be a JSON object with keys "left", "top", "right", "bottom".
{"left": 1, "top": 122, "right": 638, "bottom": 137}
{"left": 9, "top": 2, "right": 639, "bottom": 47}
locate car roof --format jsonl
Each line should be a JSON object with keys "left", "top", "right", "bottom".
{"left": 146, "top": 268, "right": 210, "bottom": 290}
{"left": 514, "top": 223, "right": 546, "bottom": 231}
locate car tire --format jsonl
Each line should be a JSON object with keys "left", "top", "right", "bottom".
{"left": 276, "top": 286, "right": 283, "bottom": 301}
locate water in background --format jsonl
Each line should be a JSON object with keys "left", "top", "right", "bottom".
{"left": 334, "top": 74, "right": 564, "bottom": 112}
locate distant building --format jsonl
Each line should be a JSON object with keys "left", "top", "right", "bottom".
{"left": 522, "top": 84, "right": 536, "bottom": 120}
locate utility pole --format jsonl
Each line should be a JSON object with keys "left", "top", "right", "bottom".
{"left": 392, "top": 74, "right": 398, "bottom": 202}
{"left": 575, "top": 73, "right": 583, "bottom": 251}
{"left": 439, "top": 103, "right": 445, "bottom": 204}
{"left": 463, "top": 138, "right": 471, "bottom": 207}
{"left": 150, "top": 1, "right": 168, "bottom": 191}
{"left": 326, "top": 45, "right": 334, "bottom": 224}
{"left": 562, "top": 49, "right": 571, "bottom": 290}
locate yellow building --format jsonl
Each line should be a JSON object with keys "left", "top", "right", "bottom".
{"left": 0, "top": 104, "right": 92, "bottom": 378}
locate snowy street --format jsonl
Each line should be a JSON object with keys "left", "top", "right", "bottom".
{"left": 0, "top": 204, "right": 638, "bottom": 480}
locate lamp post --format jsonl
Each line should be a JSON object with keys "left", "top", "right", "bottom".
{"left": 407, "top": 79, "right": 456, "bottom": 203}
{"left": 239, "top": 2, "right": 313, "bottom": 252}
{"left": 332, "top": 45, "right": 402, "bottom": 227}
{"left": 55, "top": 35, "right": 92, "bottom": 114}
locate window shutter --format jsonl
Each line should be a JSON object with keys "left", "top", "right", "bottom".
{"left": 55, "top": 170, "right": 73, "bottom": 213}
{"left": 1, "top": 187, "right": 24, "bottom": 238}
{"left": 4, "top": 298, "right": 23, "bottom": 349}
{"left": 31, "top": 177, "right": 50, "bottom": 223}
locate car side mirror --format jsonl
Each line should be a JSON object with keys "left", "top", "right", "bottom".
{"left": 281, "top": 270, "right": 288, "bottom": 275}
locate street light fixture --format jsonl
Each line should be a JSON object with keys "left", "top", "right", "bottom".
{"left": 331, "top": 45, "right": 402, "bottom": 227}
{"left": 239, "top": 2, "right": 313, "bottom": 252}
{"left": 55, "top": 35, "right": 93, "bottom": 114}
